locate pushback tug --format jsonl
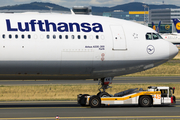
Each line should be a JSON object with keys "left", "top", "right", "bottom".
{"left": 78, "top": 79, "right": 176, "bottom": 108}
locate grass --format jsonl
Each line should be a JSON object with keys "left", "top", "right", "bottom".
{"left": 123, "top": 50, "right": 180, "bottom": 77}
{"left": 174, "top": 49, "right": 180, "bottom": 59}
{"left": 124, "top": 61, "right": 180, "bottom": 77}
{"left": 0, "top": 83, "right": 179, "bottom": 101}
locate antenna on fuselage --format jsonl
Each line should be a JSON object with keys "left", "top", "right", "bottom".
{"left": 45, "top": 6, "right": 53, "bottom": 13}
{"left": 70, "top": 9, "right": 75, "bottom": 15}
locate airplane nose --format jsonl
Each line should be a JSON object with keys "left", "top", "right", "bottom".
{"left": 169, "top": 43, "right": 179, "bottom": 59}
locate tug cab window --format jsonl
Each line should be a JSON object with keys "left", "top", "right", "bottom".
{"left": 160, "top": 89, "right": 168, "bottom": 97}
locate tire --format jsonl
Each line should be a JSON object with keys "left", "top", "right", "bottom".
{"left": 89, "top": 96, "right": 101, "bottom": 108}
{"left": 173, "top": 96, "right": 176, "bottom": 103}
{"left": 79, "top": 94, "right": 89, "bottom": 106}
{"left": 139, "top": 96, "right": 152, "bottom": 107}
{"left": 97, "top": 92, "right": 111, "bottom": 97}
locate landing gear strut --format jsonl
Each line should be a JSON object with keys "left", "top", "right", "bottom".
{"left": 78, "top": 77, "right": 113, "bottom": 107}
{"left": 97, "top": 77, "right": 113, "bottom": 97}
{"left": 98, "top": 77, "right": 113, "bottom": 92}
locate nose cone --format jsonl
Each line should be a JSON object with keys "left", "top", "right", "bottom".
{"left": 169, "top": 43, "right": 179, "bottom": 59}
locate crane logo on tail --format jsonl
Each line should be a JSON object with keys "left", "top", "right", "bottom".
{"left": 176, "top": 23, "right": 180, "bottom": 30}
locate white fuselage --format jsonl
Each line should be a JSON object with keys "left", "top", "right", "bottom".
{"left": 0, "top": 13, "right": 178, "bottom": 80}
{"left": 161, "top": 33, "right": 180, "bottom": 44}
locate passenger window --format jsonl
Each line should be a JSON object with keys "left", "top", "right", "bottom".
{"left": 96, "top": 35, "right": 99, "bottom": 39}
{"left": 9, "top": 35, "right": 12, "bottom": 39}
{"left": 59, "top": 35, "right": 62, "bottom": 39}
{"left": 72, "top": 35, "right": 75, "bottom": 39}
{"left": 65, "top": 35, "right": 68, "bottom": 39}
{"left": 153, "top": 33, "right": 159, "bottom": 40}
{"left": 15, "top": 35, "right": 18, "bottom": 39}
{"left": 47, "top": 35, "right": 50, "bottom": 39}
{"left": 22, "top": 35, "right": 25, "bottom": 39}
{"left": 84, "top": 35, "right": 87, "bottom": 39}
{"left": 53, "top": 35, "right": 56, "bottom": 39}
{"left": 78, "top": 35, "right": 81, "bottom": 39}
{"left": 28, "top": 35, "right": 31, "bottom": 39}
{"left": 2, "top": 34, "right": 5, "bottom": 39}
{"left": 146, "top": 33, "right": 152, "bottom": 40}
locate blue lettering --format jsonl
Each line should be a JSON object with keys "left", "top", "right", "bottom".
{"left": 93, "top": 45, "right": 99, "bottom": 48}
{"left": 81, "top": 23, "right": 91, "bottom": 32}
{"left": 37, "top": 20, "right": 45, "bottom": 32}
{"left": 85, "top": 46, "right": 92, "bottom": 48}
{"left": 92, "top": 23, "right": 103, "bottom": 32}
{"left": 29, "top": 20, "right": 36, "bottom": 31}
{"left": 18, "top": 22, "right": 29, "bottom": 32}
{"left": 6, "top": 19, "right": 18, "bottom": 31}
{"left": 69, "top": 23, "right": 80, "bottom": 32}
{"left": 6, "top": 19, "right": 104, "bottom": 33}
{"left": 57, "top": 22, "right": 68, "bottom": 32}
{"left": 45, "top": 20, "right": 57, "bottom": 32}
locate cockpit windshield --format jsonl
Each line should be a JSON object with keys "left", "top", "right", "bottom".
{"left": 157, "top": 33, "right": 163, "bottom": 39}
{"left": 146, "top": 33, "right": 163, "bottom": 40}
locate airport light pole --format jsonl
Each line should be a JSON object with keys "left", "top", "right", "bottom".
{"left": 142, "top": 5, "right": 149, "bottom": 24}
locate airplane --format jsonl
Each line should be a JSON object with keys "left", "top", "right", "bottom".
{"left": 161, "top": 18, "right": 180, "bottom": 45}
{"left": 0, "top": 12, "right": 178, "bottom": 94}
{"left": 172, "top": 18, "right": 180, "bottom": 33}
{"left": 152, "top": 22, "right": 156, "bottom": 31}
{"left": 151, "top": 21, "right": 161, "bottom": 33}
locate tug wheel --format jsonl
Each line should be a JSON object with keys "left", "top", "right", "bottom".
{"left": 97, "top": 92, "right": 111, "bottom": 97}
{"left": 79, "top": 94, "right": 89, "bottom": 106}
{"left": 139, "top": 96, "right": 152, "bottom": 107}
{"left": 89, "top": 96, "right": 101, "bottom": 108}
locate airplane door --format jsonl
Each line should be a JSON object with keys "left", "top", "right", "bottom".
{"left": 110, "top": 25, "right": 127, "bottom": 50}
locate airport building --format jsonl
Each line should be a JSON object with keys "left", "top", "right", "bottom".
{"left": 103, "top": 11, "right": 148, "bottom": 21}
{"left": 149, "top": 8, "right": 180, "bottom": 33}
{"left": 1, "top": 6, "right": 180, "bottom": 33}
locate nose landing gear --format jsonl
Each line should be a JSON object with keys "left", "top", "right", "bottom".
{"left": 78, "top": 77, "right": 114, "bottom": 107}
{"left": 97, "top": 77, "right": 113, "bottom": 97}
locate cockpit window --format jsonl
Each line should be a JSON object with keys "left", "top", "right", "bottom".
{"left": 153, "top": 33, "right": 159, "bottom": 40}
{"left": 146, "top": 33, "right": 152, "bottom": 40}
{"left": 157, "top": 33, "right": 163, "bottom": 39}
{"left": 146, "top": 33, "right": 162, "bottom": 40}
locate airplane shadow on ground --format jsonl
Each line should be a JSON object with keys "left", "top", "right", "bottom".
{"left": 0, "top": 104, "right": 80, "bottom": 108}
{"left": 0, "top": 104, "right": 176, "bottom": 108}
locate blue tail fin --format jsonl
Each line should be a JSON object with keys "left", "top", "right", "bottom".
{"left": 156, "top": 21, "right": 161, "bottom": 33}
{"left": 152, "top": 22, "right": 156, "bottom": 30}
{"left": 172, "top": 18, "right": 180, "bottom": 33}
